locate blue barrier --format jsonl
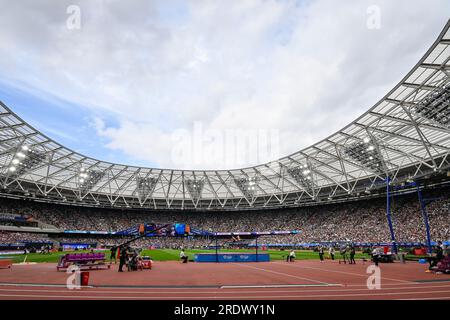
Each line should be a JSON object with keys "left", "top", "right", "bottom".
{"left": 418, "top": 259, "right": 427, "bottom": 264}
{"left": 194, "top": 253, "right": 270, "bottom": 263}
{"left": 60, "top": 243, "right": 96, "bottom": 250}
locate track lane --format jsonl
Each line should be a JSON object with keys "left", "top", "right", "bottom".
{"left": 1, "top": 261, "right": 450, "bottom": 300}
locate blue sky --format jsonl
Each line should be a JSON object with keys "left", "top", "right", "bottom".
{"left": 0, "top": 79, "right": 149, "bottom": 166}
{"left": 1, "top": 0, "right": 449, "bottom": 170}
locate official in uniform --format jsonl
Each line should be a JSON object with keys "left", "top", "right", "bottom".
{"left": 349, "top": 246, "right": 356, "bottom": 264}
{"left": 318, "top": 246, "right": 324, "bottom": 263}
{"left": 118, "top": 245, "right": 128, "bottom": 272}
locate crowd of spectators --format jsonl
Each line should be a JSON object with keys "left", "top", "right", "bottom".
{"left": 0, "top": 231, "right": 50, "bottom": 243}
{"left": 0, "top": 185, "right": 449, "bottom": 247}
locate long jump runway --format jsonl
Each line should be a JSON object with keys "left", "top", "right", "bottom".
{"left": 1, "top": 261, "right": 450, "bottom": 300}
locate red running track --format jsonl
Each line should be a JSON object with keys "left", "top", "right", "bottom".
{"left": 0, "top": 260, "right": 449, "bottom": 300}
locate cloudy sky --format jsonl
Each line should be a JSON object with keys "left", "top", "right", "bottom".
{"left": 0, "top": 0, "right": 449, "bottom": 170}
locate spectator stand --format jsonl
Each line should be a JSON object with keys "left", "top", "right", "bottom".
{"left": 1, "top": 184, "right": 449, "bottom": 250}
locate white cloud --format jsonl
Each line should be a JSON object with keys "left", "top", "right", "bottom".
{"left": 0, "top": 0, "right": 449, "bottom": 169}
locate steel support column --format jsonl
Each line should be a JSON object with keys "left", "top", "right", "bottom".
{"left": 386, "top": 177, "right": 398, "bottom": 254}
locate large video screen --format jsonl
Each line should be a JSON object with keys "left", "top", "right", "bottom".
{"left": 141, "top": 223, "right": 190, "bottom": 237}
{"left": 144, "top": 223, "right": 176, "bottom": 237}
{"left": 174, "top": 223, "right": 186, "bottom": 235}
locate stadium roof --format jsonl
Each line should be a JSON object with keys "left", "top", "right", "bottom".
{"left": 1, "top": 20, "right": 450, "bottom": 211}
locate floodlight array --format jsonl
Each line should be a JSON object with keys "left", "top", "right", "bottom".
{"left": 343, "top": 137, "right": 385, "bottom": 174}
{"left": 185, "top": 179, "right": 204, "bottom": 201}
{"left": 287, "top": 164, "right": 314, "bottom": 195}
{"left": 78, "top": 168, "right": 104, "bottom": 193}
{"left": 234, "top": 176, "right": 258, "bottom": 200}
{"left": 136, "top": 177, "right": 158, "bottom": 201}
{"left": 411, "top": 82, "right": 450, "bottom": 128}
{"left": 8, "top": 145, "right": 46, "bottom": 177}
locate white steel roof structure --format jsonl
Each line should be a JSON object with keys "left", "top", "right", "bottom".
{"left": 1, "top": 21, "right": 450, "bottom": 211}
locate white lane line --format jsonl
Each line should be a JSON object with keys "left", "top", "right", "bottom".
{"left": 273, "top": 262, "right": 414, "bottom": 284}
{"left": 221, "top": 284, "right": 340, "bottom": 289}
{"left": 234, "top": 263, "right": 331, "bottom": 285}
{"left": 344, "top": 281, "right": 450, "bottom": 287}
{"left": 1, "top": 279, "right": 448, "bottom": 291}
{"left": 0, "top": 283, "right": 94, "bottom": 288}
{"left": 1, "top": 284, "right": 450, "bottom": 295}
{"left": 0, "top": 283, "right": 220, "bottom": 290}
{"left": 1, "top": 290, "right": 450, "bottom": 300}
{"left": 399, "top": 296, "right": 450, "bottom": 300}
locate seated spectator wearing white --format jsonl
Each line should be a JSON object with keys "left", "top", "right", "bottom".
{"left": 180, "top": 249, "right": 188, "bottom": 263}
{"left": 372, "top": 247, "right": 381, "bottom": 266}
{"left": 288, "top": 250, "right": 296, "bottom": 262}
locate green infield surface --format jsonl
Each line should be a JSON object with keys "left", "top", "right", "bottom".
{"left": 4, "top": 249, "right": 373, "bottom": 264}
